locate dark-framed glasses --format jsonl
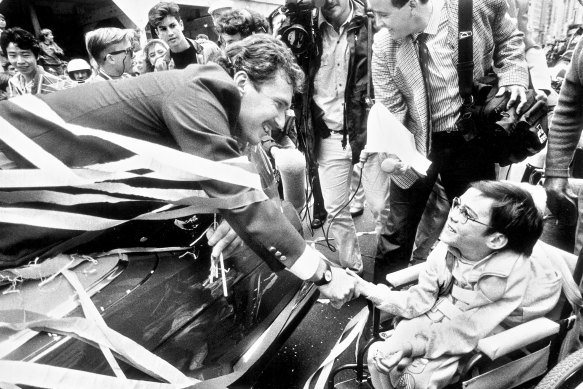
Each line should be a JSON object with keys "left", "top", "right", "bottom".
{"left": 104, "top": 47, "right": 133, "bottom": 61}
{"left": 451, "top": 197, "right": 492, "bottom": 228}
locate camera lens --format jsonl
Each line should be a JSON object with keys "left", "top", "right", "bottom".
{"left": 281, "top": 24, "right": 310, "bottom": 54}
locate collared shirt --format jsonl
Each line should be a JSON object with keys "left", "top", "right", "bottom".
{"left": 313, "top": 7, "right": 354, "bottom": 133}
{"left": 91, "top": 69, "right": 133, "bottom": 82}
{"left": 419, "top": 0, "right": 463, "bottom": 133}
{"left": 7, "top": 68, "right": 74, "bottom": 97}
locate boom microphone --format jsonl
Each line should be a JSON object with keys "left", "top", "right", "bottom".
{"left": 271, "top": 147, "right": 307, "bottom": 213}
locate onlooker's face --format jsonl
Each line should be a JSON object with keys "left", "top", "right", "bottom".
{"left": 5, "top": 63, "right": 16, "bottom": 76}
{"left": 105, "top": 39, "right": 134, "bottom": 75}
{"left": 221, "top": 33, "right": 242, "bottom": 48}
{"left": 132, "top": 52, "right": 147, "bottom": 74}
{"left": 156, "top": 16, "right": 186, "bottom": 51}
{"left": 211, "top": 8, "right": 232, "bottom": 25}
{"left": 44, "top": 31, "right": 54, "bottom": 43}
{"left": 70, "top": 70, "right": 91, "bottom": 82}
{"left": 238, "top": 70, "right": 293, "bottom": 145}
{"left": 6, "top": 43, "right": 38, "bottom": 78}
{"left": 321, "top": 0, "right": 351, "bottom": 26}
{"left": 439, "top": 188, "right": 495, "bottom": 259}
{"left": 147, "top": 42, "right": 168, "bottom": 66}
{"left": 368, "top": 0, "right": 419, "bottom": 39}
{"left": 0, "top": 18, "right": 6, "bottom": 29}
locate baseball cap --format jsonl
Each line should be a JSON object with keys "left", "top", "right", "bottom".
{"left": 208, "top": 1, "right": 233, "bottom": 15}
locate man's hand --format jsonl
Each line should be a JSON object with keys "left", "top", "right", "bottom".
{"left": 206, "top": 219, "right": 245, "bottom": 259}
{"left": 534, "top": 89, "right": 549, "bottom": 105}
{"left": 380, "top": 154, "right": 409, "bottom": 175}
{"left": 372, "top": 341, "right": 412, "bottom": 374}
{"left": 345, "top": 268, "right": 375, "bottom": 298}
{"left": 544, "top": 177, "right": 578, "bottom": 225}
{"left": 497, "top": 85, "right": 527, "bottom": 114}
{"left": 318, "top": 266, "right": 356, "bottom": 309}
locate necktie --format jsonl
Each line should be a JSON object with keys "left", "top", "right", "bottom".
{"left": 417, "top": 33, "right": 433, "bottom": 133}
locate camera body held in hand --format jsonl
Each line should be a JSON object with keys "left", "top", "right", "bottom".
{"left": 456, "top": 73, "right": 549, "bottom": 166}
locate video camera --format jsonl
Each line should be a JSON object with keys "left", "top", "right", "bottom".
{"left": 270, "top": 0, "right": 324, "bottom": 58}
{"left": 456, "top": 74, "right": 549, "bottom": 166}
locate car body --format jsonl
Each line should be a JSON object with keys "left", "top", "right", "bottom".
{"left": 0, "top": 214, "right": 318, "bottom": 387}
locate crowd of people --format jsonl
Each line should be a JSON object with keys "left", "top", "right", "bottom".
{"left": 1, "top": 0, "right": 583, "bottom": 388}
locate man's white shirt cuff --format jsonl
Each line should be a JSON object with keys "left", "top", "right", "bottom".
{"left": 286, "top": 243, "right": 321, "bottom": 280}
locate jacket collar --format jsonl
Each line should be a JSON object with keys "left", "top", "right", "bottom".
{"left": 447, "top": 245, "right": 524, "bottom": 282}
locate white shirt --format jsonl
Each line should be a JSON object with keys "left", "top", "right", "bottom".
{"left": 313, "top": 7, "right": 354, "bottom": 133}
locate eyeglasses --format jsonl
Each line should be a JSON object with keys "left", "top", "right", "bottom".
{"left": 104, "top": 47, "right": 133, "bottom": 61}
{"left": 451, "top": 197, "right": 492, "bottom": 228}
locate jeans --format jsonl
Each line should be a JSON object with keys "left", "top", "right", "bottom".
{"left": 318, "top": 134, "right": 391, "bottom": 270}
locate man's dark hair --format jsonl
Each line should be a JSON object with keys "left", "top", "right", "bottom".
{"left": 148, "top": 2, "right": 182, "bottom": 28}
{"left": 471, "top": 181, "right": 543, "bottom": 256}
{"left": 0, "top": 27, "right": 41, "bottom": 58}
{"left": 220, "top": 33, "right": 304, "bottom": 93}
{"left": 215, "top": 8, "right": 269, "bottom": 38}
{"left": 390, "top": 0, "right": 429, "bottom": 8}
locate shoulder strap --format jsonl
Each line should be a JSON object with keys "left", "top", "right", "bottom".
{"left": 365, "top": 6, "right": 374, "bottom": 109}
{"left": 458, "top": 0, "right": 474, "bottom": 104}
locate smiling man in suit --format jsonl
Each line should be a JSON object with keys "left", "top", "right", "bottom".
{"left": 367, "top": 0, "right": 529, "bottom": 276}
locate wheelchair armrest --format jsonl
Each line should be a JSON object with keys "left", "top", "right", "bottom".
{"left": 385, "top": 263, "right": 425, "bottom": 288}
{"left": 477, "top": 317, "right": 560, "bottom": 360}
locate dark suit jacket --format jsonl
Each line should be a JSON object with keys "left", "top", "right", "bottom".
{"left": 0, "top": 64, "right": 305, "bottom": 271}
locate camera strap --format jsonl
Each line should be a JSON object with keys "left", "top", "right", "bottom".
{"left": 366, "top": 7, "right": 374, "bottom": 109}
{"left": 458, "top": 0, "right": 474, "bottom": 107}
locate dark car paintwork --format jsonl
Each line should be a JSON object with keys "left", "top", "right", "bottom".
{"left": 1, "top": 215, "right": 318, "bottom": 386}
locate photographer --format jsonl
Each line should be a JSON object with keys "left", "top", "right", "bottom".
{"left": 277, "top": 0, "right": 390, "bottom": 274}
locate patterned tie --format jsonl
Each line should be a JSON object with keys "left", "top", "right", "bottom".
{"left": 416, "top": 32, "right": 432, "bottom": 134}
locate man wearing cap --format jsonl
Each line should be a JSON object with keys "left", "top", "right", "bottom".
{"left": 209, "top": 0, "right": 234, "bottom": 26}
{"left": 148, "top": 1, "right": 221, "bottom": 70}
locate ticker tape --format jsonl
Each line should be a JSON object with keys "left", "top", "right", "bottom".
{"left": 8, "top": 95, "right": 263, "bottom": 191}
{"left": 0, "top": 188, "right": 266, "bottom": 231}
{"left": 303, "top": 306, "right": 369, "bottom": 389}
{"left": 0, "top": 361, "right": 194, "bottom": 389}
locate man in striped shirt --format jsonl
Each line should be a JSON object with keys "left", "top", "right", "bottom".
{"left": 368, "top": 0, "right": 529, "bottom": 275}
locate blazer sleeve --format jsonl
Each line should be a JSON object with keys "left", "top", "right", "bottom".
{"left": 372, "top": 30, "right": 409, "bottom": 125}
{"left": 486, "top": 0, "right": 529, "bottom": 89}
{"left": 161, "top": 65, "right": 311, "bottom": 275}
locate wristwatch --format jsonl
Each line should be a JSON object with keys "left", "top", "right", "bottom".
{"left": 313, "top": 262, "right": 333, "bottom": 286}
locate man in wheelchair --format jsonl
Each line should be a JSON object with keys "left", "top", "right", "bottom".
{"left": 348, "top": 180, "right": 564, "bottom": 389}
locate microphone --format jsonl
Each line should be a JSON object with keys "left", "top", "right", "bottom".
{"left": 271, "top": 147, "right": 307, "bottom": 213}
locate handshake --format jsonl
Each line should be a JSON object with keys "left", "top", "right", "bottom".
{"left": 318, "top": 266, "right": 377, "bottom": 309}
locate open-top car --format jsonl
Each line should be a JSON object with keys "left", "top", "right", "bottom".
{"left": 0, "top": 213, "right": 318, "bottom": 388}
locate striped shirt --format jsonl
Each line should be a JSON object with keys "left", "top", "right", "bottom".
{"left": 421, "top": 0, "right": 463, "bottom": 133}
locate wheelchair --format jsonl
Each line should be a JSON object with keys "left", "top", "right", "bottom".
{"left": 327, "top": 241, "right": 583, "bottom": 389}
